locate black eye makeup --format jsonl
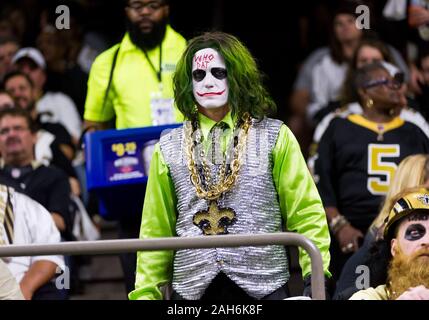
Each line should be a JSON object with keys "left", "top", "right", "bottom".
{"left": 211, "top": 68, "right": 227, "bottom": 79}
{"left": 192, "top": 68, "right": 227, "bottom": 82}
{"left": 404, "top": 224, "right": 427, "bottom": 241}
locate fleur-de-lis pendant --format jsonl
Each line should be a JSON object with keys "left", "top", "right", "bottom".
{"left": 193, "top": 201, "right": 236, "bottom": 235}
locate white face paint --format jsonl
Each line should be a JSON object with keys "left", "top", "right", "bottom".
{"left": 192, "top": 48, "right": 228, "bottom": 109}
{"left": 392, "top": 215, "right": 429, "bottom": 258}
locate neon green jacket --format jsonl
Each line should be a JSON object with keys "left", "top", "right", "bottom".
{"left": 129, "top": 112, "right": 331, "bottom": 300}
{"left": 84, "top": 25, "right": 186, "bottom": 128}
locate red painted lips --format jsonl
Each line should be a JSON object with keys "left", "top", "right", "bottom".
{"left": 196, "top": 89, "right": 226, "bottom": 97}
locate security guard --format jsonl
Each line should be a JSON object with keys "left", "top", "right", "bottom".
{"left": 83, "top": 0, "right": 186, "bottom": 130}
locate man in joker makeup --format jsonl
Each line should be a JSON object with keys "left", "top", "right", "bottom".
{"left": 129, "top": 32, "right": 331, "bottom": 300}
{"left": 350, "top": 187, "right": 429, "bottom": 300}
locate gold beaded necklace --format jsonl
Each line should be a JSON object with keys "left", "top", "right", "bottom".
{"left": 184, "top": 112, "right": 252, "bottom": 235}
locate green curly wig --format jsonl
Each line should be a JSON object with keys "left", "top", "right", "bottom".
{"left": 173, "top": 31, "right": 276, "bottom": 121}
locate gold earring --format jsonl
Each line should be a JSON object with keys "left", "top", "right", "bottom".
{"left": 366, "top": 99, "right": 374, "bottom": 109}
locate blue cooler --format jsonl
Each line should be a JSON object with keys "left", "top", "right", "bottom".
{"left": 84, "top": 124, "right": 181, "bottom": 219}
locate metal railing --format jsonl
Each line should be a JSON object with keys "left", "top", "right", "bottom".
{"left": 0, "top": 232, "right": 325, "bottom": 300}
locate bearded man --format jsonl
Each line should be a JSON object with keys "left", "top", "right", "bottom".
{"left": 84, "top": 0, "right": 186, "bottom": 131}
{"left": 350, "top": 187, "right": 429, "bottom": 300}
{"left": 83, "top": 0, "right": 187, "bottom": 293}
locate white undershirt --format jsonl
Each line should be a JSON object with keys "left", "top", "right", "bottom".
{"left": 0, "top": 189, "right": 64, "bottom": 283}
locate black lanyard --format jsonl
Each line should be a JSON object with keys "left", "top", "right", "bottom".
{"left": 142, "top": 44, "right": 162, "bottom": 83}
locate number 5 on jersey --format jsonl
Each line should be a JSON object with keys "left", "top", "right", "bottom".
{"left": 367, "top": 144, "right": 400, "bottom": 195}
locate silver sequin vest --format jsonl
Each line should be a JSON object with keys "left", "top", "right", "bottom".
{"left": 159, "top": 117, "right": 289, "bottom": 300}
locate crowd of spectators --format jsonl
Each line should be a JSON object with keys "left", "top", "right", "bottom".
{"left": 1, "top": 0, "right": 429, "bottom": 300}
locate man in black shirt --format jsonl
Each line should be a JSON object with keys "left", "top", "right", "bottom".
{"left": 0, "top": 107, "right": 72, "bottom": 239}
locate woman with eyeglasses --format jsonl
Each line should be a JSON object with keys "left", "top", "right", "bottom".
{"left": 310, "top": 39, "right": 429, "bottom": 151}
{"left": 312, "top": 61, "right": 429, "bottom": 283}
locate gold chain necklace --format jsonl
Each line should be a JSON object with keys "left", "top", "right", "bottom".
{"left": 184, "top": 112, "right": 252, "bottom": 235}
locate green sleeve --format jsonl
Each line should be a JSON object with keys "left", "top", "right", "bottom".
{"left": 272, "top": 124, "right": 331, "bottom": 278}
{"left": 128, "top": 144, "right": 177, "bottom": 300}
{"left": 83, "top": 46, "right": 118, "bottom": 122}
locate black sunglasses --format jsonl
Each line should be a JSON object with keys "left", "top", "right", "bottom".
{"left": 362, "top": 73, "right": 405, "bottom": 90}
{"left": 192, "top": 68, "right": 227, "bottom": 82}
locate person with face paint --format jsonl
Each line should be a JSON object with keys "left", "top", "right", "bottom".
{"left": 129, "top": 32, "right": 331, "bottom": 300}
{"left": 350, "top": 187, "right": 429, "bottom": 300}
{"left": 334, "top": 154, "right": 429, "bottom": 299}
